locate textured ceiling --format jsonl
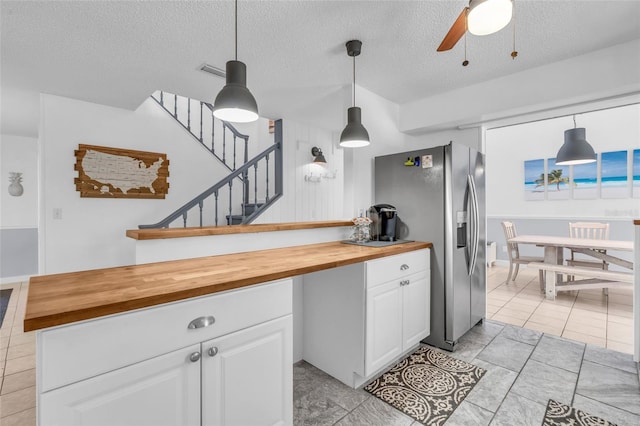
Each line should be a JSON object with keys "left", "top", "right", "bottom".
{"left": 2, "top": 0, "right": 640, "bottom": 137}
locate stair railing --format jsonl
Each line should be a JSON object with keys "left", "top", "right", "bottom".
{"left": 138, "top": 119, "right": 283, "bottom": 228}
{"left": 151, "top": 91, "right": 249, "bottom": 174}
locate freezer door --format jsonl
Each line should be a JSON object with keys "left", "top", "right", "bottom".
{"left": 470, "top": 149, "right": 487, "bottom": 328}
{"left": 445, "top": 143, "right": 473, "bottom": 343}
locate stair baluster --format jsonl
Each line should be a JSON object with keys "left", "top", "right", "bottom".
{"left": 254, "top": 164, "right": 258, "bottom": 207}
{"left": 187, "top": 97, "right": 191, "bottom": 131}
{"left": 182, "top": 211, "right": 187, "bottom": 228}
{"left": 228, "top": 181, "right": 233, "bottom": 225}
{"left": 199, "top": 102, "right": 203, "bottom": 142}
{"left": 214, "top": 190, "right": 219, "bottom": 226}
{"left": 266, "top": 153, "right": 270, "bottom": 202}
{"left": 198, "top": 200, "right": 204, "bottom": 227}
{"left": 174, "top": 94, "right": 177, "bottom": 118}
{"left": 222, "top": 128, "right": 227, "bottom": 165}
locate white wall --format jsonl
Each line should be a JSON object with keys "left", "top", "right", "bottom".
{"left": 254, "top": 120, "right": 344, "bottom": 223}
{"left": 38, "top": 94, "right": 260, "bottom": 274}
{"left": 400, "top": 39, "right": 640, "bottom": 134}
{"left": 37, "top": 94, "right": 350, "bottom": 274}
{"left": 1, "top": 134, "right": 38, "bottom": 227}
{"left": 486, "top": 103, "right": 640, "bottom": 219}
{"left": 1, "top": 134, "right": 39, "bottom": 281}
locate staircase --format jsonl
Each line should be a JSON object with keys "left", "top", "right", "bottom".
{"left": 138, "top": 91, "right": 283, "bottom": 229}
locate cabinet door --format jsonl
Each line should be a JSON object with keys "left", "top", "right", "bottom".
{"left": 40, "top": 344, "right": 201, "bottom": 426}
{"left": 365, "top": 280, "right": 403, "bottom": 376}
{"left": 202, "top": 315, "right": 293, "bottom": 426}
{"left": 402, "top": 270, "right": 430, "bottom": 350}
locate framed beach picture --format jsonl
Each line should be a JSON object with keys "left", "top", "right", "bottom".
{"left": 524, "top": 159, "right": 545, "bottom": 201}
{"left": 572, "top": 161, "right": 598, "bottom": 199}
{"left": 633, "top": 149, "right": 640, "bottom": 198}
{"left": 600, "top": 150, "right": 628, "bottom": 199}
{"left": 546, "top": 158, "right": 570, "bottom": 200}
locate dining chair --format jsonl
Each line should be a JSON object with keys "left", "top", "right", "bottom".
{"left": 567, "top": 222, "right": 610, "bottom": 284}
{"left": 501, "top": 221, "right": 545, "bottom": 287}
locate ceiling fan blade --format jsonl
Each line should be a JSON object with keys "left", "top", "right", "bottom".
{"left": 437, "top": 7, "right": 468, "bottom": 52}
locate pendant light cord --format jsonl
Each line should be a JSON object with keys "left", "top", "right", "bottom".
{"left": 573, "top": 115, "right": 577, "bottom": 128}
{"left": 352, "top": 55, "right": 356, "bottom": 107}
{"left": 235, "top": 0, "right": 238, "bottom": 60}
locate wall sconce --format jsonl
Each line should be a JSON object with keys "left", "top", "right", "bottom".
{"left": 311, "top": 147, "right": 327, "bottom": 164}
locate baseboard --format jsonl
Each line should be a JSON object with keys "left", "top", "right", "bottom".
{"left": 489, "top": 260, "right": 509, "bottom": 268}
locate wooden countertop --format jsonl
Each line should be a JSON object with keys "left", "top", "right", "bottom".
{"left": 126, "top": 220, "right": 353, "bottom": 240}
{"left": 25, "top": 240, "right": 431, "bottom": 332}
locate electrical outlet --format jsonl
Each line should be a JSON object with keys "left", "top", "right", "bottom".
{"left": 53, "top": 208, "right": 62, "bottom": 220}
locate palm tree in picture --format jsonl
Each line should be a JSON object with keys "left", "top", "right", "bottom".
{"left": 548, "top": 169, "right": 570, "bottom": 191}
{"left": 534, "top": 173, "right": 545, "bottom": 188}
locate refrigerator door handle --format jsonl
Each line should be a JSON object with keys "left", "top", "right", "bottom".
{"left": 468, "top": 174, "right": 480, "bottom": 276}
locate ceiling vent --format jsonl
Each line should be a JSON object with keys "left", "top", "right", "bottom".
{"left": 199, "top": 63, "right": 226, "bottom": 78}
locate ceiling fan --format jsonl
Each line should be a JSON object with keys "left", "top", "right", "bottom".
{"left": 437, "top": 0, "right": 514, "bottom": 52}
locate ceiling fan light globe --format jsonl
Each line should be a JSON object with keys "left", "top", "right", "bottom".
{"left": 555, "top": 128, "right": 597, "bottom": 165}
{"left": 212, "top": 60, "right": 259, "bottom": 123}
{"left": 467, "top": 0, "right": 513, "bottom": 36}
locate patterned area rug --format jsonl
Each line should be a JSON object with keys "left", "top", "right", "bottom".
{"left": 364, "top": 346, "right": 486, "bottom": 426}
{"left": 543, "top": 399, "right": 617, "bottom": 426}
{"left": 0, "top": 288, "right": 13, "bottom": 328}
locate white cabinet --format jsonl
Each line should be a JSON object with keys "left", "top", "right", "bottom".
{"left": 365, "top": 279, "right": 403, "bottom": 374}
{"left": 202, "top": 316, "right": 292, "bottom": 426}
{"left": 365, "top": 269, "right": 429, "bottom": 376}
{"left": 303, "top": 249, "right": 430, "bottom": 388}
{"left": 38, "top": 279, "right": 293, "bottom": 426}
{"left": 41, "top": 344, "right": 202, "bottom": 426}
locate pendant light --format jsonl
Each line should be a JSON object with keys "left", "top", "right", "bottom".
{"left": 556, "top": 115, "right": 596, "bottom": 166}
{"left": 212, "top": 0, "right": 258, "bottom": 123}
{"left": 467, "top": 0, "right": 513, "bottom": 36}
{"left": 339, "top": 40, "right": 370, "bottom": 148}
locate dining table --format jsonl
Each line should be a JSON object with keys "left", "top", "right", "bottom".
{"left": 507, "top": 235, "right": 634, "bottom": 300}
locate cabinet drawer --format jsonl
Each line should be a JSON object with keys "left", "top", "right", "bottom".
{"left": 366, "top": 249, "right": 429, "bottom": 289}
{"left": 39, "top": 278, "right": 292, "bottom": 392}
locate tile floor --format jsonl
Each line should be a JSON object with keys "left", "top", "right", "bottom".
{"left": 486, "top": 265, "right": 634, "bottom": 354}
{"left": 293, "top": 320, "right": 640, "bottom": 425}
{"left": 1, "top": 275, "right": 638, "bottom": 426}
{"left": 0, "top": 280, "right": 36, "bottom": 425}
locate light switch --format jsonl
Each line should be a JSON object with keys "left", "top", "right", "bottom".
{"left": 53, "top": 208, "right": 62, "bottom": 220}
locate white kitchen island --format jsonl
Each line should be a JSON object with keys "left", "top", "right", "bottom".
{"left": 26, "top": 224, "right": 431, "bottom": 426}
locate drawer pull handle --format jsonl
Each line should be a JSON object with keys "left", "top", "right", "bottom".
{"left": 400, "top": 279, "right": 410, "bottom": 286}
{"left": 400, "top": 264, "right": 410, "bottom": 271}
{"left": 189, "top": 352, "right": 201, "bottom": 363}
{"left": 208, "top": 346, "right": 219, "bottom": 357}
{"left": 188, "top": 316, "right": 215, "bottom": 329}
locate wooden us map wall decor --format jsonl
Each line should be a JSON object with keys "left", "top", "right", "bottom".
{"left": 74, "top": 144, "right": 169, "bottom": 199}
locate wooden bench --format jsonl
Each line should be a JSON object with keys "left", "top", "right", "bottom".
{"left": 527, "top": 262, "right": 633, "bottom": 297}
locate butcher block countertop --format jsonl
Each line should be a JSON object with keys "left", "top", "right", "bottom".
{"left": 25, "top": 240, "right": 431, "bottom": 332}
{"left": 126, "top": 220, "right": 353, "bottom": 240}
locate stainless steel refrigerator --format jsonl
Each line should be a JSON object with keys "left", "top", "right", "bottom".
{"left": 373, "top": 141, "right": 486, "bottom": 351}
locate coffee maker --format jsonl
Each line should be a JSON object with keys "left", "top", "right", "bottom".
{"left": 368, "top": 204, "right": 398, "bottom": 241}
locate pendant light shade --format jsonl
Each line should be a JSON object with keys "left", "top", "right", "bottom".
{"left": 340, "top": 107, "right": 370, "bottom": 148}
{"left": 340, "top": 40, "right": 370, "bottom": 148}
{"left": 467, "top": 0, "right": 513, "bottom": 36}
{"left": 556, "top": 127, "right": 596, "bottom": 166}
{"left": 213, "top": 60, "right": 258, "bottom": 123}
{"left": 212, "top": 0, "right": 259, "bottom": 123}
